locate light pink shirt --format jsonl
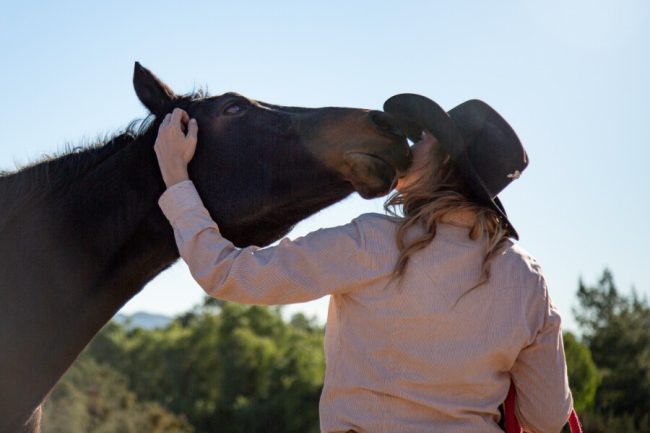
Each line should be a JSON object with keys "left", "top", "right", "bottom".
{"left": 159, "top": 181, "right": 572, "bottom": 433}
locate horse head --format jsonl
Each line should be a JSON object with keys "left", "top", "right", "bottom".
{"left": 133, "top": 62, "right": 412, "bottom": 246}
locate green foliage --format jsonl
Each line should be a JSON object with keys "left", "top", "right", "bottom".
{"left": 563, "top": 331, "right": 600, "bottom": 412}
{"left": 83, "top": 300, "right": 324, "bottom": 433}
{"left": 573, "top": 269, "right": 650, "bottom": 429}
{"left": 578, "top": 412, "right": 650, "bottom": 433}
{"left": 42, "top": 355, "right": 193, "bottom": 433}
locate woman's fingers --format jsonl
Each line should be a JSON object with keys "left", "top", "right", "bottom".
{"left": 186, "top": 119, "right": 198, "bottom": 141}
{"left": 153, "top": 109, "right": 197, "bottom": 187}
{"left": 181, "top": 110, "right": 190, "bottom": 124}
{"left": 160, "top": 113, "right": 172, "bottom": 129}
{"left": 159, "top": 109, "right": 195, "bottom": 142}
{"left": 170, "top": 108, "right": 189, "bottom": 127}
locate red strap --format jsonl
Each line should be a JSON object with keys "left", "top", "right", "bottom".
{"left": 568, "top": 410, "right": 583, "bottom": 433}
{"left": 504, "top": 383, "right": 521, "bottom": 433}
{"left": 504, "top": 382, "right": 582, "bottom": 433}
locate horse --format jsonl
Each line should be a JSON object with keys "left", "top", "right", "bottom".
{"left": 0, "top": 62, "right": 411, "bottom": 433}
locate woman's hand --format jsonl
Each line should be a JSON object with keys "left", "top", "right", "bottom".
{"left": 154, "top": 108, "right": 199, "bottom": 188}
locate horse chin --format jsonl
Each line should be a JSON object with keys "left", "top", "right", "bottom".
{"left": 343, "top": 152, "right": 397, "bottom": 199}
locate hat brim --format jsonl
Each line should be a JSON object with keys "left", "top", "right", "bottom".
{"left": 383, "top": 93, "right": 519, "bottom": 240}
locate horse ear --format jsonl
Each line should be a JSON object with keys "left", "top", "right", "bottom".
{"left": 133, "top": 62, "right": 176, "bottom": 115}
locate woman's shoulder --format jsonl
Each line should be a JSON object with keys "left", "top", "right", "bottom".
{"left": 492, "top": 240, "right": 548, "bottom": 291}
{"left": 350, "top": 213, "right": 402, "bottom": 250}
{"left": 352, "top": 212, "right": 401, "bottom": 236}
{"left": 495, "top": 242, "right": 560, "bottom": 333}
{"left": 353, "top": 212, "right": 400, "bottom": 225}
{"left": 502, "top": 241, "right": 544, "bottom": 273}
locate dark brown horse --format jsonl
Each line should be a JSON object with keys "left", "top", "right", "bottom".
{"left": 0, "top": 63, "right": 411, "bottom": 433}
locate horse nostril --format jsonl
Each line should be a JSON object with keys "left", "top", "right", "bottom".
{"left": 369, "top": 110, "right": 405, "bottom": 139}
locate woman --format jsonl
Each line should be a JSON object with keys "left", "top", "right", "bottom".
{"left": 154, "top": 94, "right": 572, "bottom": 433}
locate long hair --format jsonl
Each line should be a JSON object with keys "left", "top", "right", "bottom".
{"left": 384, "top": 136, "right": 510, "bottom": 288}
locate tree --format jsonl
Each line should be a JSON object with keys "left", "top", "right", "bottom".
{"left": 85, "top": 299, "right": 325, "bottom": 433}
{"left": 574, "top": 269, "right": 650, "bottom": 425}
{"left": 42, "top": 354, "right": 193, "bottom": 433}
{"left": 562, "top": 331, "right": 600, "bottom": 412}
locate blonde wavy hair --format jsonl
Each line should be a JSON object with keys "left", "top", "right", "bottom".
{"left": 384, "top": 136, "right": 511, "bottom": 288}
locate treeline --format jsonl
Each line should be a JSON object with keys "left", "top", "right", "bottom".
{"left": 43, "top": 300, "right": 324, "bottom": 433}
{"left": 42, "top": 270, "right": 650, "bottom": 432}
{"left": 566, "top": 270, "right": 650, "bottom": 431}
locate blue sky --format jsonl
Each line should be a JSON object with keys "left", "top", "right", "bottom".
{"left": 1, "top": 0, "right": 648, "bottom": 332}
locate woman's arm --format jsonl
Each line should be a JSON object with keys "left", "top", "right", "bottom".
{"left": 159, "top": 180, "right": 376, "bottom": 304}
{"left": 510, "top": 290, "right": 573, "bottom": 433}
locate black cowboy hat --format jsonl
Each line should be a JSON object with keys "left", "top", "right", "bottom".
{"left": 383, "top": 94, "right": 528, "bottom": 240}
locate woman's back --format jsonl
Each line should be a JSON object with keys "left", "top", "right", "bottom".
{"left": 320, "top": 213, "right": 570, "bottom": 433}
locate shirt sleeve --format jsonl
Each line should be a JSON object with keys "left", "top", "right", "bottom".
{"left": 510, "top": 286, "right": 573, "bottom": 433}
{"left": 158, "top": 180, "right": 379, "bottom": 305}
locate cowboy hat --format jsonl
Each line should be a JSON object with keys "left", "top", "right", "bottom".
{"left": 383, "top": 94, "right": 528, "bottom": 239}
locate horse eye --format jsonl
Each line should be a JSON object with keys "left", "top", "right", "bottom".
{"left": 224, "top": 103, "right": 244, "bottom": 115}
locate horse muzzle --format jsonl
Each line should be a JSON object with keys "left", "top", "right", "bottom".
{"left": 343, "top": 151, "right": 404, "bottom": 199}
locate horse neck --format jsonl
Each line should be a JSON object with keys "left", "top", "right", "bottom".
{"left": 25, "top": 126, "right": 180, "bottom": 325}
{"left": 65, "top": 127, "right": 180, "bottom": 303}
{"left": 0, "top": 127, "right": 180, "bottom": 431}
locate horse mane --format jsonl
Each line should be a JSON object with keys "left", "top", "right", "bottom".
{"left": 0, "top": 89, "right": 210, "bottom": 230}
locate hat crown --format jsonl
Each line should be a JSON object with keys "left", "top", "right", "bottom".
{"left": 449, "top": 100, "right": 528, "bottom": 199}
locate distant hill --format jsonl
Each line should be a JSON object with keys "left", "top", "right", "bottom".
{"left": 114, "top": 312, "right": 172, "bottom": 330}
